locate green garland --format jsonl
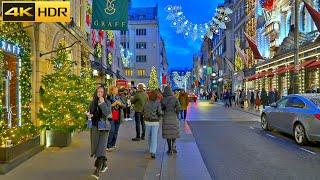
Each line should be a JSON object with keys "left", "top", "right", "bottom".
{"left": 0, "top": 22, "right": 32, "bottom": 123}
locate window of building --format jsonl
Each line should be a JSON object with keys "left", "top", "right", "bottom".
{"left": 136, "top": 55, "right": 147, "bottom": 62}
{"left": 120, "top": 42, "right": 129, "bottom": 49}
{"left": 136, "top": 29, "right": 146, "bottom": 36}
{"left": 120, "top": 31, "right": 127, "bottom": 35}
{"left": 137, "top": 69, "right": 146, "bottom": 77}
{"left": 125, "top": 69, "right": 133, "bottom": 77}
{"left": 136, "top": 42, "right": 147, "bottom": 49}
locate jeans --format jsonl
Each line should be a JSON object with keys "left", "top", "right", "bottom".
{"left": 124, "top": 107, "right": 130, "bottom": 118}
{"left": 146, "top": 124, "right": 159, "bottom": 154}
{"left": 179, "top": 110, "right": 187, "bottom": 120}
{"left": 107, "top": 120, "right": 120, "bottom": 148}
{"left": 134, "top": 112, "right": 145, "bottom": 138}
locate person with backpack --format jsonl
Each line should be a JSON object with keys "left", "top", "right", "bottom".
{"left": 143, "top": 90, "right": 163, "bottom": 159}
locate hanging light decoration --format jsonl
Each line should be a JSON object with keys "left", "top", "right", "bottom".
{"left": 165, "top": 5, "right": 232, "bottom": 41}
{"left": 172, "top": 71, "right": 191, "bottom": 88}
{"left": 120, "top": 45, "right": 133, "bottom": 67}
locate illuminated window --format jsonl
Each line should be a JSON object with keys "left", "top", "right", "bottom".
{"left": 137, "top": 69, "right": 146, "bottom": 77}
{"left": 125, "top": 69, "right": 133, "bottom": 77}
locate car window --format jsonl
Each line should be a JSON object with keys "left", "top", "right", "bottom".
{"left": 310, "top": 98, "right": 320, "bottom": 108}
{"left": 286, "top": 97, "right": 305, "bottom": 108}
{"left": 277, "top": 98, "right": 288, "bottom": 108}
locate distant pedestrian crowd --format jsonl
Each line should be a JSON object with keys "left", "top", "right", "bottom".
{"left": 86, "top": 84, "right": 190, "bottom": 179}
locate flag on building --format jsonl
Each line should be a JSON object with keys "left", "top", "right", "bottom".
{"left": 244, "top": 32, "right": 264, "bottom": 60}
{"left": 215, "top": 55, "right": 223, "bottom": 70}
{"left": 235, "top": 44, "right": 248, "bottom": 65}
{"left": 225, "top": 57, "right": 234, "bottom": 72}
{"left": 92, "top": 0, "right": 128, "bottom": 30}
{"left": 304, "top": 1, "right": 320, "bottom": 32}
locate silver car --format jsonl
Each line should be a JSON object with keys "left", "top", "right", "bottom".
{"left": 261, "top": 94, "right": 320, "bottom": 145}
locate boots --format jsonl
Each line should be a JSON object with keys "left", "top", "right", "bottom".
{"left": 172, "top": 139, "right": 177, "bottom": 153}
{"left": 167, "top": 139, "right": 173, "bottom": 154}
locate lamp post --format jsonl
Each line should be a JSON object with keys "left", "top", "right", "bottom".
{"left": 293, "top": 0, "right": 300, "bottom": 94}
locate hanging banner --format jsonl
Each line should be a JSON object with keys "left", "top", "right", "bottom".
{"left": 91, "top": 0, "right": 128, "bottom": 30}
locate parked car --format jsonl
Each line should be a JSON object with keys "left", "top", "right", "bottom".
{"left": 261, "top": 94, "right": 320, "bottom": 145}
{"left": 188, "top": 93, "right": 198, "bottom": 102}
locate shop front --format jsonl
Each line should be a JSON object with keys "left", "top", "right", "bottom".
{"left": 245, "top": 41, "right": 320, "bottom": 95}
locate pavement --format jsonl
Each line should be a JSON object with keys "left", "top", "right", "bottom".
{"left": 0, "top": 110, "right": 210, "bottom": 180}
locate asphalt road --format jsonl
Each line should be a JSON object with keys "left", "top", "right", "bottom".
{"left": 187, "top": 101, "right": 320, "bottom": 180}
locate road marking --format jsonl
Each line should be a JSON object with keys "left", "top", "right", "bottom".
{"left": 249, "top": 126, "right": 255, "bottom": 130}
{"left": 266, "top": 134, "right": 276, "bottom": 138}
{"left": 300, "top": 148, "right": 316, "bottom": 155}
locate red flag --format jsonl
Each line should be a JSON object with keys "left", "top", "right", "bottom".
{"left": 304, "top": 1, "right": 320, "bottom": 32}
{"left": 244, "top": 32, "right": 264, "bottom": 60}
{"left": 262, "top": 0, "right": 276, "bottom": 11}
{"left": 98, "top": 30, "right": 104, "bottom": 43}
{"left": 162, "top": 75, "right": 167, "bottom": 85}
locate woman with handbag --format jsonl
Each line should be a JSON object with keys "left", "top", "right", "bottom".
{"left": 88, "top": 86, "right": 112, "bottom": 179}
{"left": 107, "top": 86, "right": 125, "bottom": 151}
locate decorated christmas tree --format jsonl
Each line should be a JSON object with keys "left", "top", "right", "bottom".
{"left": 39, "top": 40, "right": 96, "bottom": 132}
{"left": 148, "top": 66, "right": 159, "bottom": 90}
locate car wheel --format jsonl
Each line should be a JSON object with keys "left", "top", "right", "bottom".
{"left": 294, "top": 123, "right": 308, "bottom": 145}
{"left": 261, "top": 114, "right": 270, "bottom": 131}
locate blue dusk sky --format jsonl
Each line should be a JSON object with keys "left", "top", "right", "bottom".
{"left": 131, "top": 0, "right": 224, "bottom": 69}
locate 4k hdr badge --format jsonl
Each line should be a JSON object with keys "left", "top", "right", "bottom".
{"left": 2, "top": 1, "right": 70, "bottom": 22}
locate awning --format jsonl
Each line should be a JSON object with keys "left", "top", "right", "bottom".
{"left": 307, "top": 60, "right": 320, "bottom": 69}
{"left": 246, "top": 74, "right": 259, "bottom": 81}
{"left": 297, "top": 60, "right": 315, "bottom": 70}
{"left": 277, "top": 64, "right": 294, "bottom": 75}
{"left": 257, "top": 71, "right": 268, "bottom": 79}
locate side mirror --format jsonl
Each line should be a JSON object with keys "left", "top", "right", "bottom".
{"left": 270, "top": 103, "right": 277, "bottom": 108}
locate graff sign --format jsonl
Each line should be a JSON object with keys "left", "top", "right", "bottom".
{"left": 0, "top": 40, "right": 21, "bottom": 55}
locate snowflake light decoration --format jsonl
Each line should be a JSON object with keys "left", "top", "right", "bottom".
{"left": 165, "top": 5, "right": 232, "bottom": 41}
{"left": 120, "top": 45, "right": 133, "bottom": 67}
{"left": 172, "top": 71, "right": 191, "bottom": 88}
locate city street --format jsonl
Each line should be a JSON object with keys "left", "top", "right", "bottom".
{"left": 188, "top": 101, "right": 320, "bottom": 180}
{"left": 1, "top": 101, "right": 320, "bottom": 179}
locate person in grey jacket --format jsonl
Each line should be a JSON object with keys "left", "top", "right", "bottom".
{"left": 161, "top": 86, "right": 181, "bottom": 154}
{"left": 143, "top": 90, "right": 163, "bottom": 159}
{"left": 88, "top": 86, "right": 112, "bottom": 179}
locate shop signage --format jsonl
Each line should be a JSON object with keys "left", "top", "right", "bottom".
{"left": 91, "top": 0, "right": 128, "bottom": 30}
{"left": 0, "top": 40, "right": 21, "bottom": 56}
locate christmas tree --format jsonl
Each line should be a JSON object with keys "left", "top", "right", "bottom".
{"left": 39, "top": 40, "right": 96, "bottom": 132}
{"left": 148, "top": 66, "right": 159, "bottom": 90}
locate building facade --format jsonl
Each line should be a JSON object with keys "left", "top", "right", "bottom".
{"left": 121, "top": 6, "right": 165, "bottom": 87}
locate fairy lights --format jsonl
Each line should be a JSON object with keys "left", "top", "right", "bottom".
{"left": 165, "top": 5, "right": 232, "bottom": 41}
{"left": 172, "top": 71, "right": 191, "bottom": 89}
{"left": 120, "top": 45, "right": 133, "bottom": 67}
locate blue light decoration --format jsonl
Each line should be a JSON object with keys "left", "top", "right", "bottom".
{"left": 165, "top": 5, "right": 232, "bottom": 41}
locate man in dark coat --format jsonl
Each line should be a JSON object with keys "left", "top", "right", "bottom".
{"left": 131, "top": 84, "right": 148, "bottom": 141}
{"left": 261, "top": 88, "right": 268, "bottom": 109}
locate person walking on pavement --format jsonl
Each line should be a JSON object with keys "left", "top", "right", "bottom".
{"left": 178, "top": 89, "right": 189, "bottom": 120}
{"left": 123, "top": 89, "right": 132, "bottom": 121}
{"left": 261, "top": 88, "right": 268, "bottom": 109}
{"left": 88, "top": 86, "right": 112, "bottom": 179}
{"left": 268, "top": 89, "right": 276, "bottom": 105}
{"left": 250, "top": 90, "right": 255, "bottom": 109}
{"left": 131, "top": 84, "right": 148, "bottom": 141}
{"left": 161, "top": 86, "right": 181, "bottom": 154}
{"left": 223, "top": 90, "right": 229, "bottom": 108}
{"left": 240, "top": 89, "right": 245, "bottom": 108}
{"left": 255, "top": 90, "right": 261, "bottom": 110}
{"left": 228, "top": 89, "right": 233, "bottom": 107}
{"left": 143, "top": 90, "right": 163, "bottom": 159}
{"left": 106, "top": 86, "right": 125, "bottom": 151}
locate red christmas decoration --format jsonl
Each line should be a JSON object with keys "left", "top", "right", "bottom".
{"left": 109, "top": 39, "right": 114, "bottom": 49}
{"left": 98, "top": 30, "right": 104, "bottom": 43}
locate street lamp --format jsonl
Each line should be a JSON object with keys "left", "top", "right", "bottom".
{"left": 203, "top": 65, "right": 207, "bottom": 69}
{"left": 293, "top": 0, "right": 300, "bottom": 94}
{"left": 211, "top": 72, "right": 217, "bottom": 77}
